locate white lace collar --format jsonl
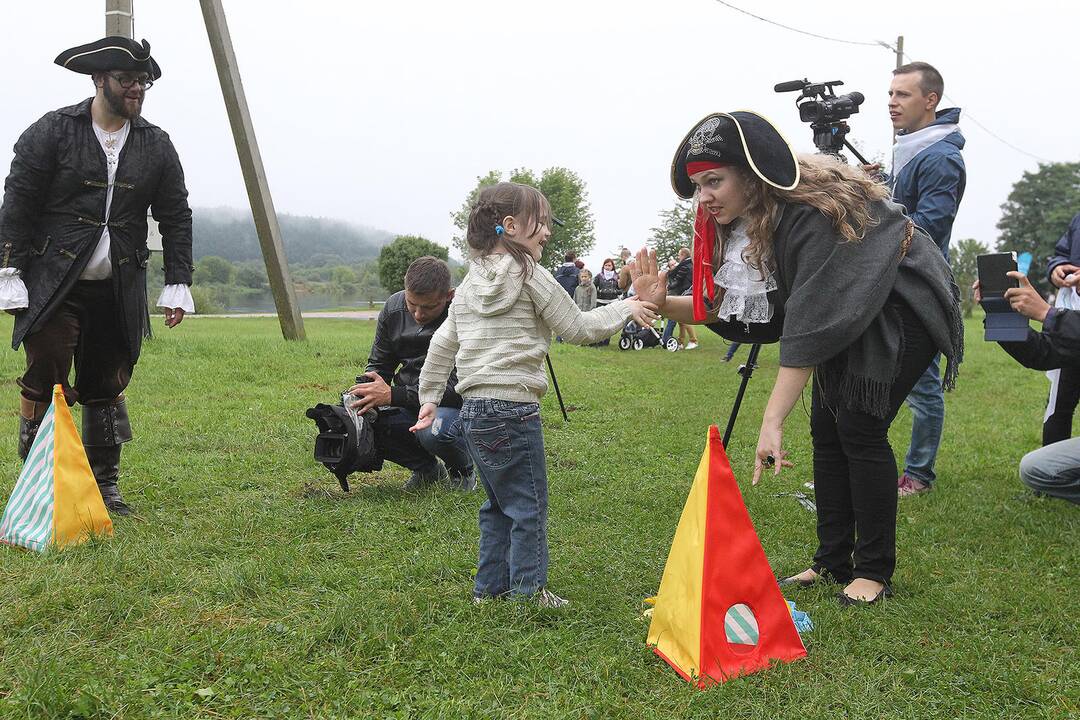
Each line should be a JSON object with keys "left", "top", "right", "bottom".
{"left": 712, "top": 221, "right": 775, "bottom": 324}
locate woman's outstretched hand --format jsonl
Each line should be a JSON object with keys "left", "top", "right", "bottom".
{"left": 752, "top": 420, "right": 793, "bottom": 485}
{"left": 630, "top": 248, "right": 668, "bottom": 309}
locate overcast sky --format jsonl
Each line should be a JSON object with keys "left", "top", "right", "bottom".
{"left": 2, "top": 1, "right": 1078, "bottom": 271}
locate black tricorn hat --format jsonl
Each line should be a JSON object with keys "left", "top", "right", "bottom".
{"left": 670, "top": 111, "right": 799, "bottom": 198}
{"left": 54, "top": 36, "right": 161, "bottom": 80}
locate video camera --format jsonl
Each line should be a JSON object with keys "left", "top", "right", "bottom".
{"left": 774, "top": 78, "right": 869, "bottom": 163}
{"left": 305, "top": 376, "right": 384, "bottom": 492}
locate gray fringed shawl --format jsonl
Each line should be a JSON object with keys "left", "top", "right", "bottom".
{"left": 769, "top": 199, "right": 963, "bottom": 418}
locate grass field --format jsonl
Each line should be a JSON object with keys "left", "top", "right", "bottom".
{"left": 0, "top": 314, "right": 1076, "bottom": 719}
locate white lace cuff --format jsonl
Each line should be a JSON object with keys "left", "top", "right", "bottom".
{"left": 0, "top": 268, "right": 29, "bottom": 310}
{"left": 157, "top": 284, "right": 195, "bottom": 313}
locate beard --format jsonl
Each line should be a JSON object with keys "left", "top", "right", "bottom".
{"left": 102, "top": 79, "right": 143, "bottom": 119}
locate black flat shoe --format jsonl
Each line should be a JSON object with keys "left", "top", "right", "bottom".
{"left": 836, "top": 584, "right": 893, "bottom": 607}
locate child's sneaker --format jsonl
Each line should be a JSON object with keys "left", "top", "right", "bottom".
{"left": 536, "top": 588, "right": 570, "bottom": 609}
{"left": 685, "top": 342, "right": 699, "bottom": 350}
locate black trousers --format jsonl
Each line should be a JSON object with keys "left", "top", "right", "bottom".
{"left": 1043, "top": 365, "right": 1080, "bottom": 446}
{"left": 18, "top": 280, "right": 133, "bottom": 407}
{"left": 810, "top": 300, "right": 938, "bottom": 585}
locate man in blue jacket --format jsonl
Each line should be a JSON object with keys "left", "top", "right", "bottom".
{"left": 868, "top": 61, "right": 966, "bottom": 498}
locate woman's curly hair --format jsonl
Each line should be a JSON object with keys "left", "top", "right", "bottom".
{"left": 709, "top": 153, "right": 890, "bottom": 276}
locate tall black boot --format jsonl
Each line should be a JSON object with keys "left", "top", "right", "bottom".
{"left": 18, "top": 416, "right": 42, "bottom": 461}
{"left": 18, "top": 397, "right": 48, "bottom": 461}
{"left": 83, "top": 398, "right": 134, "bottom": 516}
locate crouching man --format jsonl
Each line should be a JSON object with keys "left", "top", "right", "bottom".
{"left": 977, "top": 272, "right": 1080, "bottom": 504}
{"left": 347, "top": 257, "right": 474, "bottom": 491}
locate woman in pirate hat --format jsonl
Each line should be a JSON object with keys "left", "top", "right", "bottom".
{"left": 631, "top": 111, "right": 963, "bottom": 605}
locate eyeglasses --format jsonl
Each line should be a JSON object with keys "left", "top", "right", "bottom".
{"left": 106, "top": 72, "right": 153, "bottom": 90}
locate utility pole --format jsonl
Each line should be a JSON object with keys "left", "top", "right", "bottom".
{"left": 105, "top": 0, "right": 134, "bottom": 37}
{"left": 895, "top": 35, "right": 904, "bottom": 70}
{"left": 199, "top": 0, "right": 305, "bottom": 340}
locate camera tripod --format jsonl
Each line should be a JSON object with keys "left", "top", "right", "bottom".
{"left": 812, "top": 120, "right": 872, "bottom": 165}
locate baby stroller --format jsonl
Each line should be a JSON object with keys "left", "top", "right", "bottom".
{"left": 618, "top": 319, "right": 680, "bottom": 352}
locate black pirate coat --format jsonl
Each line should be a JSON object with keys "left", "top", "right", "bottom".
{"left": 0, "top": 98, "right": 193, "bottom": 362}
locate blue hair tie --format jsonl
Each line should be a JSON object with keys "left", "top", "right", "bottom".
{"left": 494, "top": 224, "right": 505, "bottom": 235}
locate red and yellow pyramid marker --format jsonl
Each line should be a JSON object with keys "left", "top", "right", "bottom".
{"left": 1, "top": 384, "right": 113, "bottom": 552}
{"left": 647, "top": 425, "right": 805, "bottom": 686}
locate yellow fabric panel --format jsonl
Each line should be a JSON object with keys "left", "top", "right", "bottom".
{"left": 50, "top": 386, "right": 112, "bottom": 547}
{"left": 647, "top": 437, "right": 710, "bottom": 677}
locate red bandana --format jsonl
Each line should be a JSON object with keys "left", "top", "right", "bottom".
{"left": 685, "top": 161, "right": 729, "bottom": 321}
{"left": 691, "top": 203, "right": 716, "bottom": 322}
{"left": 686, "top": 160, "right": 730, "bottom": 177}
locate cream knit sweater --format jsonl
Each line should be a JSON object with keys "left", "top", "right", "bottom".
{"left": 418, "top": 253, "right": 632, "bottom": 405}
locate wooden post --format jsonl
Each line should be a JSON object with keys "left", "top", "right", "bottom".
{"left": 105, "top": 0, "right": 134, "bottom": 38}
{"left": 199, "top": 0, "right": 306, "bottom": 340}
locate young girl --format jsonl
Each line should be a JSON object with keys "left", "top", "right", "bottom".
{"left": 574, "top": 269, "right": 597, "bottom": 312}
{"left": 411, "top": 182, "right": 657, "bottom": 607}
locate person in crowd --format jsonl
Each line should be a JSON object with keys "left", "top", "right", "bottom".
{"left": 975, "top": 271, "right": 1080, "bottom": 504}
{"left": 617, "top": 247, "right": 634, "bottom": 293}
{"left": 722, "top": 342, "right": 742, "bottom": 363}
{"left": 593, "top": 259, "right": 621, "bottom": 346}
{"left": 0, "top": 36, "right": 194, "bottom": 515}
{"left": 865, "top": 62, "right": 966, "bottom": 498}
{"left": 411, "top": 182, "right": 657, "bottom": 607}
{"left": 661, "top": 248, "right": 696, "bottom": 349}
{"left": 348, "top": 257, "right": 475, "bottom": 491}
{"left": 632, "top": 111, "right": 963, "bottom": 604}
{"left": 574, "top": 269, "right": 596, "bottom": 312}
{"left": 594, "top": 258, "right": 621, "bottom": 307}
{"left": 554, "top": 251, "right": 579, "bottom": 297}
{"left": 1042, "top": 213, "right": 1080, "bottom": 446}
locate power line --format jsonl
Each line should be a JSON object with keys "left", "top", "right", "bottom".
{"left": 711, "top": 0, "right": 883, "bottom": 47}
{"left": 712, "top": 0, "right": 1052, "bottom": 164}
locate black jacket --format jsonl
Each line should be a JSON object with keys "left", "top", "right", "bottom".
{"left": 593, "top": 271, "right": 621, "bottom": 302}
{"left": 366, "top": 290, "right": 462, "bottom": 410}
{"left": 0, "top": 98, "right": 193, "bottom": 361}
{"left": 999, "top": 308, "right": 1080, "bottom": 370}
{"left": 667, "top": 257, "right": 693, "bottom": 296}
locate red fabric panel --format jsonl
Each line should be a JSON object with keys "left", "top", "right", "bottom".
{"left": 697, "top": 425, "right": 806, "bottom": 684}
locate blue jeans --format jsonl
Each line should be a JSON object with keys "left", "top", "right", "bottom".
{"left": 378, "top": 406, "right": 472, "bottom": 475}
{"left": 724, "top": 342, "right": 741, "bottom": 360}
{"left": 460, "top": 398, "right": 548, "bottom": 598}
{"left": 903, "top": 355, "right": 944, "bottom": 486}
{"left": 661, "top": 320, "right": 677, "bottom": 345}
{"left": 1019, "top": 438, "right": 1080, "bottom": 504}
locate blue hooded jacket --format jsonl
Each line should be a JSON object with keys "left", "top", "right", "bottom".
{"left": 888, "top": 107, "right": 966, "bottom": 261}
{"left": 1046, "top": 213, "right": 1080, "bottom": 282}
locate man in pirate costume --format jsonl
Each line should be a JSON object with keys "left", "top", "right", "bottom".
{"left": 0, "top": 37, "right": 194, "bottom": 515}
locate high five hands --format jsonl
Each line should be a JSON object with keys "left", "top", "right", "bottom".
{"left": 628, "top": 248, "right": 669, "bottom": 308}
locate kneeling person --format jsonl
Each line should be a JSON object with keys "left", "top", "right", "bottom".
{"left": 348, "top": 257, "right": 473, "bottom": 491}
